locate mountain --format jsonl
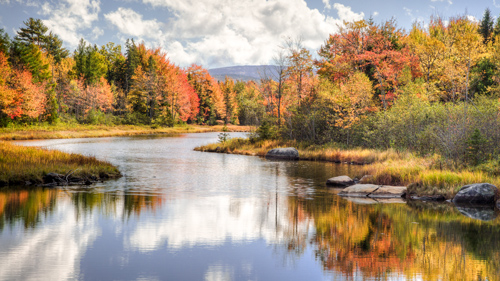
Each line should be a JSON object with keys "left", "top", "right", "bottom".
{"left": 208, "top": 65, "right": 276, "bottom": 82}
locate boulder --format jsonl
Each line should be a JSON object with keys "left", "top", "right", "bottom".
{"left": 452, "top": 183, "right": 499, "bottom": 205}
{"left": 326, "top": 175, "right": 355, "bottom": 187}
{"left": 369, "top": 185, "right": 407, "bottom": 198}
{"left": 338, "top": 184, "right": 380, "bottom": 197}
{"left": 265, "top": 147, "right": 299, "bottom": 160}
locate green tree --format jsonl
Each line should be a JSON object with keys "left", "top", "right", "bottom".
{"left": 15, "top": 18, "right": 48, "bottom": 47}
{"left": 73, "top": 39, "right": 108, "bottom": 85}
{"left": 479, "top": 8, "right": 494, "bottom": 44}
{"left": 0, "top": 28, "right": 10, "bottom": 55}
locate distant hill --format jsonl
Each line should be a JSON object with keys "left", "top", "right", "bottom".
{"left": 208, "top": 65, "right": 276, "bottom": 82}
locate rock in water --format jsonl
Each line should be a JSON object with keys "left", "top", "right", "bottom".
{"left": 452, "top": 183, "right": 499, "bottom": 205}
{"left": 369, "top": 185, "right": 407, "bottom": 198}
{"left": 326, "top": 175, "right": 355, "bottom": 187}
{"left": 338, "top": 184, "right": 380, "bottom": 197}
{"left": 265, "top": 147, "right": 299, "bottom": 160}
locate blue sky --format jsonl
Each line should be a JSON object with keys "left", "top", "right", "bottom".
{"left": 0, "top": 0, "right": 498, "bottom": 68}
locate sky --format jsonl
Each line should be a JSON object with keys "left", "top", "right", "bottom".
{"left": 0, "top": 0, "right": 499, "bottom": 69}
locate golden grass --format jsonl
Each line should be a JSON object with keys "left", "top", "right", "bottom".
{"left": 196, "top": 138, "right": 500, "bottom": 199}
{"left": 0, "top": 141, "right": 121, "bottom": 186}
{"left": 0, "top": 124, "right": 253, "bottom": 141}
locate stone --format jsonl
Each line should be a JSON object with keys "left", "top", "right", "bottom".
{"left": 338, "top": 184, "right": 380, "bottom": 197}
{"left": 452, "top": 183, "right": 499, "bottom": 205}
{"left": 455, "top": 206, "right": 497, "bottom": 221}
{"left": 326, "top": 175, "right": 355, "bottom": 187}
{"left": 43, "top": 173, "right": 65, "bottom": 183}
{"left": 369, "top": 186, "right": 407, "bottom": 198}
{"left": 265, "top": 147, "right": 299, "bottom": 160}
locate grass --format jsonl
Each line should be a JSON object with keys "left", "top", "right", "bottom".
{"left": 0, "top": 141, "right": 121, "bottom": 186}
{"left": 196, "top": 138, "right": 500, "bottom": 199}
{"left": 0, "top": 123, "right": 253, "bottom": 141}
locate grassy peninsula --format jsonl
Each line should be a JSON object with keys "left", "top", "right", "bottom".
{"left": 196, "top": 138, "right": 500, "bottom": 199}
{"left": 0, "top": 141, "right": 121, "bottom": 187}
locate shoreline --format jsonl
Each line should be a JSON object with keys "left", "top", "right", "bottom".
{"left": 0, "top": 124, "right": 253, "bottom": 141}
{"left": 195, "top": 138, "right": 500, "bottom": 200}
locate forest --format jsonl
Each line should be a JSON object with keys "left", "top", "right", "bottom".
{"left": 3, "top": 9, "right": 500, "bottom": 172}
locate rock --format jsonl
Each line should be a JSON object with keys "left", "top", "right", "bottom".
{"left": 369, "top": 186, "right": 407, "bottom": 198}
{"left": 43, "top": 173, "right": 65, "bottom": 183}
{"left": 455, "top": 205, "right": 497, "bottom": 221}
{"left": 410, "top": 195, "right": 446, "bottom": 201}
{"left": 359, "top": 175, "right": 373, "bottom": 184}
{"left": 338, "top": 184, "right": 407, "bottom": 198}
{"left": 452, "top": 183, "right": 499, "bottom": 205}
{"left": 265, "top": 147, "right": 299, "bottom": 160}
{"left": 326, "top": 175, "right": 355, "bottom": 187}
{"left": 338, "top": 184, "right": 380, "bottom": 197}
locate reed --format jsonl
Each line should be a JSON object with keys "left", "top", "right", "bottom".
{"left": 0, "top": 141, "right": 121, "bottom": 186}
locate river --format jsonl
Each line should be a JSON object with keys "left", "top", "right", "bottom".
{"left": 2, "top": 132, "right": 500, "bottom": 280}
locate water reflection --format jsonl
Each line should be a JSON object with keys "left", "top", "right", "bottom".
{"left": 5, "top": 133, "right": 500, "bottom": 280}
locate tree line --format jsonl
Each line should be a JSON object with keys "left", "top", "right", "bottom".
{"left": 3, "top": 11, "right": 500, "bottom": 166}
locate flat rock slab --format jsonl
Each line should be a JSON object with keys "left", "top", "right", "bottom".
{"left": 338, "top": 184, "right": 380, "bottom": 197}
{"left": 344, "top": 197, "right": 406, "bottom": 205}
{"left": 326, "top": 175, "right": 355, "bottom": 187}
{"left": 338, "top": 184, "right": 407, "bottom": 198}
{"left": 265, "top": 147, "right": 299, "bottom": 160}
{"left": 370, "top": 186, "right": 407, "bottom": 198}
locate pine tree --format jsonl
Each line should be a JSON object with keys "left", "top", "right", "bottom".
{"left": 0, "top": 28, "right": 10, "bottom": 55}
{"left": 15, "top": 18, "right": 48, "bottom": 47}
{"left": 479, "top": 8, "right": 494, "bottom": 44}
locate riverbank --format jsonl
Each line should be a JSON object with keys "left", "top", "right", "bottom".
{"left": 195, "top": 138, "right": 500, "bottom": 199}
{"left": 0, "top": 141, "right": 121, "bottom": 187}
{"left": 0, "top": 124, "right": 253, "bottom": 141}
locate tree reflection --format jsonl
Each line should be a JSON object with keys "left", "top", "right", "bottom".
{"left": 286, "top": 195, "right": 500, "bottom": 280}
{"left": 0, "top": 188, "right": 166, "bottom": 229}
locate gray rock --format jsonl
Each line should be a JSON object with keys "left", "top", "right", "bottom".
{"left": 265, "top": 147, "right": 299, "bottom": 160}
{"left": 455, "top": 205, "right": 498, "bottom": 221}
{"left": 452, "top": 183, "right": 499, "bottom": 205}
{"left": 43, "top": 173, "right": 65, "bottom": 183}
{"left": 338, "top": 184, "right": 407, "bottom": 198}
{"left": 369, "top": 185, "right": 407, "bottom": 198}
{"left": 338, "top": 184, "right": 380, "bottom": 197}
{"left": 410, "top": 195, "right": 446, "bottom": 201}
{"left": 326, "top": 175, "right": 355, "bottom": 187}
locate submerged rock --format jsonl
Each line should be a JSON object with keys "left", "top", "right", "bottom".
{"left": 410, "top": 195, "right": 446, "bottom": 201}
{"left": 265, "top": 147, "right": 299, "bottom": 160}
{"left": 43, "top": 173, "right": 65, "bottom": 183}
{"left": 326, "top": 175, "right": 355, "bottom": 187}
{"left": 452, "top": 183, "right": 499, "bottom": 205}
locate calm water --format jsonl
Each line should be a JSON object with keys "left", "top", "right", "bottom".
{"left": 2, "top": 133, "right": 500, "bottom": 280}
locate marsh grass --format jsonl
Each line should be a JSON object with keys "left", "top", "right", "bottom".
{"left": 0, "top": 141, "right": 121, "bottom": 186}
{"left": 0, "top": 124, "right": 253, "bottom": 141}
{"left": 196, "top": 138, "right": 500, "bottom": 198}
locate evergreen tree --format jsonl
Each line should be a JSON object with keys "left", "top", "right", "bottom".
{"left": 0, "top": 28, "right": 10, "bottom": 55}
{"left": 494, "top": 16, "right": 500, "bottom": 40}
{"left": 45, "top": 32, "right": 68, "bottom": 63}
{"left": 480, "top": 8, "right": 494, "bottom": 44}
{"left": 15, "top": 18, "right": 48, "bottom": 47}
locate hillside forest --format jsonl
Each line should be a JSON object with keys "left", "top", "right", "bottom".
{"left": 3, "top": 10, "right": 500, "bottom": 168}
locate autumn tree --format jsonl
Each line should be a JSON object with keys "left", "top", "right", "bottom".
{"left": 187, "top": 64, "right": 225, "bottom": 124}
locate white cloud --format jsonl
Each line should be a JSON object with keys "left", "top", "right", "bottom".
{"left": 431, "top": 0, "right": 453, "bottom": 5}
{"left": 41, "top": 0, "right": 101, "bottom": 47}
{"left": 127, "top": 0, "right": 365, "bottom": 68}
{"left": 373, "top": 11, "right": 379, "bottom": 17}
{"left": 322, "top": 0, "right": 331, "bottom": 10}
{"left": 104, "top": 8, "right": 163, "bottom": 38}
{"left": 91, "top": 26, "right": 104, "bottom": 40}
